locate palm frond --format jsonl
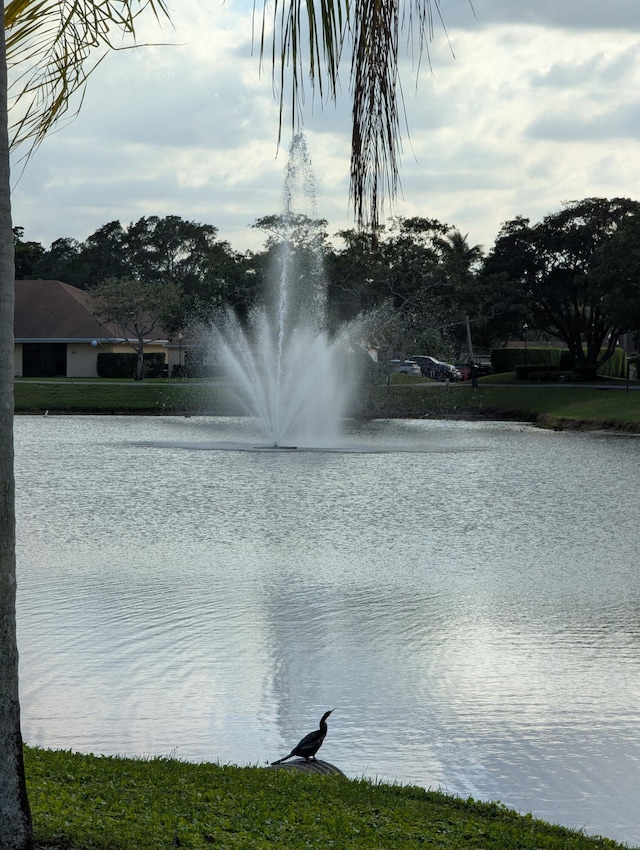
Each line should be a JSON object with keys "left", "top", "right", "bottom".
{"left": 258, "top": 0, "right": 463, "bottom": 231}
{"left": 257, "top": 0, "right": 346, "bottom": 145}
{"left": 4, "top": 0, "right": 171, "bottom": 152}
{"left": 350, "top": 0, "right": 401, "bottom": 231}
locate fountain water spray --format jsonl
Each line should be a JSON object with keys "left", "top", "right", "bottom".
{"left": 217, "top": 135, "right": 359, "bottom": 448}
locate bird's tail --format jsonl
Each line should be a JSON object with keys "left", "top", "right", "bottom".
{"left": 270, "top": 753, "right": 292, "bottom": 766}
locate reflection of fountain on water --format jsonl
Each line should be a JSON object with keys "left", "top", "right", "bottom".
{"left": 216, "top": 134, "right": 358, "bottom": 449}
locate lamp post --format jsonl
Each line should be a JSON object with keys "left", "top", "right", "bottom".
{"left": 523, "top": 323, "right": 528, "bottom": 363}
{"left": 178, "top": 333, "right": 183, "bottom": 379}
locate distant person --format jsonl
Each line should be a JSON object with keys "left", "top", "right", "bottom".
{"left": 471, "top": 363, "right": 479, "bottom": 388}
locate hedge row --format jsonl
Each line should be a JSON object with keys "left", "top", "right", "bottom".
{"left": 491, "top": 347, "right": 628, "bottom": 378}
{"left": 491, "top": 348, "right": 560, "bottom": 373}
{"left": 97, "top": 352, "right": 167, "bottom": 379}
{"left": 595, "top": 347, "right": 627, "bottom": 378}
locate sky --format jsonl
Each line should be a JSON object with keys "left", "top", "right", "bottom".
{"left": 8, "top": 0, "right": 640, "bottom": 256}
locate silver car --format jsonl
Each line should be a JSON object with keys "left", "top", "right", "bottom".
{"left": 390, "top": 359, "right": 421, "bottom": 376}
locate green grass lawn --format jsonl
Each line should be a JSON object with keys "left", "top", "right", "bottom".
{"left": 25, "top": 748, "right": 628, "bottom": 850}
{"left": 13, "top": 378, "right": 242, "bottom": 416}
{"left": 13, "top": 375, "right": 640, "bottom": 431}
{"left": 372, "top": 375, "right": 640, "bottom": 430}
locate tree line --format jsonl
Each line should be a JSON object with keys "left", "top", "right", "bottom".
{"left": 14, "top": 197, "right": 640, "bottom": 379}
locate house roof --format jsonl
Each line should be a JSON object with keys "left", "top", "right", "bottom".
{"left": 14, "top": 280, "right": 170, "bottom": 343}
{"left": 15, "top": 280, "right": 112, "bottom": 341}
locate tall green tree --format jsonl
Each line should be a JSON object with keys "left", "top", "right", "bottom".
{"left": 33, "top": 217, "right": 249, "bottom": 322}
{"left": 438, "top": 228, "right": 484, "bottom": 358}
{"left": 439, "top": 229, "right": 483, "bottom": 302}
{"left": 12, "top": 226, "right": 43, "bottom": 278}
{"left": 378, "top": 217, "right": 449, "bottom": 309}
{"left": 326, "top": 226, "right": 385, "bottom": 324}
{"left": 90, "top": 277, "right": 181, "bottom": 380}
{"left": 590, "top": 215, "right": 640, "bottom": 345}
{"left": 326, "top": 216, "right": 453, "bottom": 354}
{"left": 31, "top": 236, "right": 85, "bottom": 285}
{"left": 251, "top": 212, "right": 330, "bottom": 325}
{"left": 483, "top": 198, "right": 640, "bottom": 379}
{"left": 327, "top": 217, "right": 449, "bottom": 318}
{"left": 79, "top": 221, "right": 132, "bottom": 284}
{"left": 125, "top": 216, "right": 220, "bottom": 288}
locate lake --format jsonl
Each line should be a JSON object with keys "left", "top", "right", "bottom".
{"left": 14, "top": 415, "right": 640, "bottom": 846}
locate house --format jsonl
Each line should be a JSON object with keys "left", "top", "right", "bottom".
{"left": 14, "top": 279, "right": 173, "bottom": 378}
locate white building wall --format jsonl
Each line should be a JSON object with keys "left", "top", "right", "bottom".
{"left": 14, "top": 341, "right": 170, "bottom": 378}
{"left": 66, "top": 344, "right": 99, "bottom": 378}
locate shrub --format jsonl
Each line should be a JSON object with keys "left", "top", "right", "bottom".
{"left": 515, "top": 363, "right": 551, "bottom": 380}
{"left": 97, "top": 352, "right": 166, "bottom": 379}
{"left": 492, "top": 348, "right": 561, "bottom": 373}
{"left": 557, "top": 348, "right": 627, "bottom": 378}
{"left": 498, "top": 347, "right": 627, "bottom": 379}
{"left": 143, "top": 353, "right": 167, "bottom": 378}
{"left": 597, "top": 348, "right": 627, "bottom": 378}
{"left": 97, "top": 353, "right": 134, "bottom": 378}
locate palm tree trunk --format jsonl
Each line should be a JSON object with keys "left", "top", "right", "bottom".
{"left": 0, "top": 2, "right": 34, "bottom": 846}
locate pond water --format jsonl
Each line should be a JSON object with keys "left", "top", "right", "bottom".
{"left": 14, "top": 415, "right": 640, "bottom": 847}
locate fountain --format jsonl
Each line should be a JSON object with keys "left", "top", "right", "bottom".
{"left": 215, "top": 135, "right": 359, "bottom": 449}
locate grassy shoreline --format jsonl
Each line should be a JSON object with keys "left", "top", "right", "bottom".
{"left": 370, "top": 380, "right": 640, "bottom": 433}
{"left": 25, "top": 747, "right": 630, "bottom": 850}
{"left": 14, "top": 376, "right": 640, "bottom": 432}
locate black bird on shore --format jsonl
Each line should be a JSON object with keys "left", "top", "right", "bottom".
{"left": 271, "top": 710, "right": 334, "bottom": 764}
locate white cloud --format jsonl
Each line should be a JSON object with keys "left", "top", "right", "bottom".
{"left": 9, "top": 1, "right": 640, "bottom": 257}
{"left": 456, "top": 0, "right": 640, "bottom": 30}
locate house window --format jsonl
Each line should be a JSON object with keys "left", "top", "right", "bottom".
{"left": 22, "top": 343, "right": 67, "bottom": 377}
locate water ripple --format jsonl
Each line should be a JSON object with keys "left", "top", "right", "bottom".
{"left": 13, "top": 415, "right": 640, "bottom": 846}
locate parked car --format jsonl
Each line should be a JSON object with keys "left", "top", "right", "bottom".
{"left": 456, "top": 356, "right": 493, "bottom": 378}
{"left": 410, "top": 355, "right": 461, "bottom": 381}
{"left": 474, "top": 355, "right": 493, "bottom": 376}
{"left": 433, "top": 362, "right": 462, "bottom": 382}
{"left": 389, "top": 359, "right": 421, "bottom": 376}
{"left": 459, "top": 356, "right": 493, "bottom": 377}
{"left": 409, "top": 355, "right": 442, "bottom": 377}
